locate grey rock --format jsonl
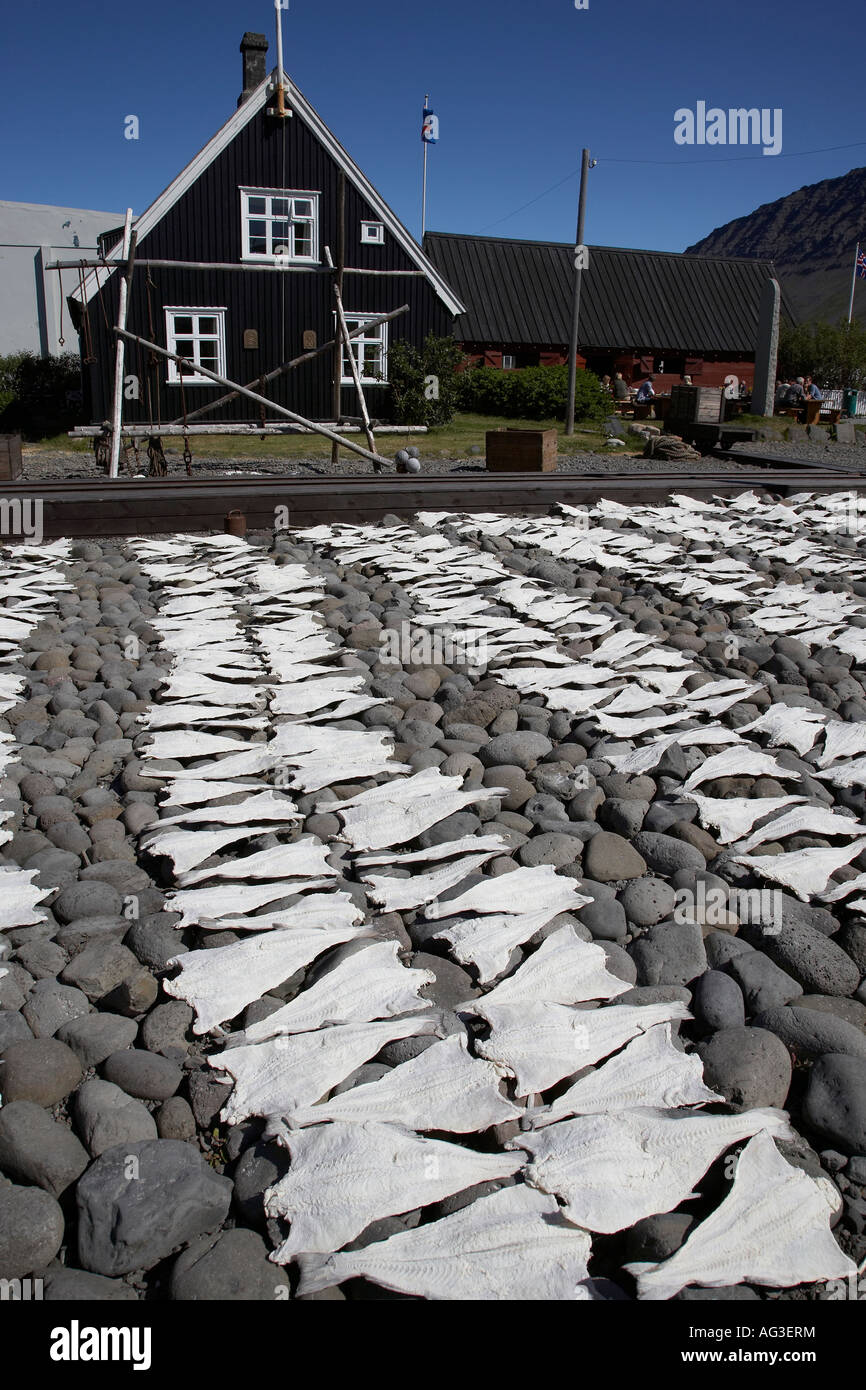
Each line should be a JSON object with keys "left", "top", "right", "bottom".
{"left": 0, "top": 1101, "right": 89, "bottom": 1196}
{"left": 704, "top": 932, "right": 754, "bottom": 970}
{"left": 186, "top": 1069, "right": 233, "bottom": 1128}
{"left": 415, "top": 952, "right": 479, "bottom": 1010}
{"left": 625, "top": 1213, "right": 694, "bottom": 1263}
{"left": 795, "top": 994, "right": 866, "bottom": 1031}
{"left": 232, "top": 1139, "right": 291, "bottom": 1228}
{"left": 619, "top": 877, "right": 677, "bottom": 928}
{"left": 614, "top": 985, "right": 692, "bottom": 1007}
{"left": 140, "top": 999, "right": 193, "bottom": 1058}
{"left": 0, "top": 1183, "right": 65, "bottom": 1278}
{"left": 518, "top": 832, "right": 580, "bottom": 870}
{"left": 728, "top": 952, "right": 803, "bottom": 1016}
{"left": 53, "top": 880, "right": 124, "bottom": 923}
{"left": 74, "top": 1079, "right": 158, "bottom": 1157}
{"left": 416, "top": 811, "right": 481, "bottom": 848}
{"left": 752, "top": 1006, "right": 866, "bottom": 1061}
{"left": 693, "top": 971, "right": 746, "bottom": 1032}
{"left": 76, "top": 1139, "right": 233, "bottom": 1277}
{"left": 124, "top": 915, "right": 189, "bottom": 972}
{"left": 13, "top": 939, "right": 66, "bottom": 980}
{"left": 802, "top": 1055, "right": 866, "bottom": 1154}
{"left": 697, "top": 1026, "right": 792, "bottom": 1109}
{"left": 0, "top": 1037, "right": 82, "bottom": 1105}
{"left": 170, "top": 1228, "right": 289, "bottom": 1300}
{"left": 60, "top": 939, "right": 141, "bottom": 1001}
{"left": 598, "top": 798, "right": 649, "bottom": 838}
{"left": 583, "top": 831, "right": 647, "bottom": 882}
{"left": 577, "top": 894, "right": 628, "bottom": 941}
{"left": 21, "top": 979, "right": 91, "bottom": 1037}
{"left": 0, "top": 1011, "right": 33, "bottom": 1050}
{"left": 56, "top": 1012, "right": 138, "bottom": 1068}
{"left": 157, "top": 1096, "right": 196, "bottom": 1141}
{"left": 43, "top": 1269, "right": 139, "bottom": 1301}
{"left": 632, "top": 831, "right": 706, "bottom": 877}
{"left": 478, "top": 732, "right": 552, "bottom": 771}
{"left": 599, "top": 941, "right": 638, "bottom": 986}
{"left": 742, "top": 921, "right": 860, "bottom": 998}
{"left": 631, "top": 922, "right": 707, "bottom": 988}
{"left": 103, "top": 1049, "right": 183, "bottom": 1101}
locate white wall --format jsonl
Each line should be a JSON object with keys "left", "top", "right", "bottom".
{"left": 0, "top": 201, "right": 126, "bottom": 357}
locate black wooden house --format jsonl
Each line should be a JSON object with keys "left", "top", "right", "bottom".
{"left": 73, "top": 34, "right": 463, "bottom": 427}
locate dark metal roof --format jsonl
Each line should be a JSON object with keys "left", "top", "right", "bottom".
{"left": 423, "top": 232, "right": 792, "bottom": 352}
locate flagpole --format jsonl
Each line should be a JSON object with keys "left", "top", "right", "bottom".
{"left": 421, "top": 94, "right": 429, "bottom": 241}
{"left": 848, "top": 242, "right": 860, "bottom": 324}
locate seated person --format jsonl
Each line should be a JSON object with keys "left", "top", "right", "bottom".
{"left": 612, "top": 372, "right": 629, "bottom": 401}
{"left": 783, "top": 377, "right": 806, "bottom": 405}
{"left": 804, "top": 376, "right": 823, "bottom": 401}
{"left": 635, "top": 376, "right": 655, "bottom": 402}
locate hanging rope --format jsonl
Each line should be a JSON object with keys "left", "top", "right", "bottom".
{"left": 179, "top": 368, "right": 193, "bottom": 476}
{"left": 146, "top": 272, "right": 162, "bottom": 427}
{"left": 75, "top": 266, "right": 97, "bottom": 364}
{"left": 147, "top": 435, "right": 167, "bottom": 477}
{"left": 56, "top": 266, "right": 65, "bottom": 347}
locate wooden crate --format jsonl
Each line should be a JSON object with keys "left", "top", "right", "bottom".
{"left": 486, "top": 428, "right": 557, "bottom": 472}
{"left": 669, "top": 386, "right": 723, "bottom": 424}
{"left": 0, "top": 434, "right": 22, "bottom": 481}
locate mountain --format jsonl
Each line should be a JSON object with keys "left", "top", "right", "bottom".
{"left": 684, "top": 166, "right": 866, "bottom": 324}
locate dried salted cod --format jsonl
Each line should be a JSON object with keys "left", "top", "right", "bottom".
{"left": 142, "top": 822, "right": 289, "bottom": 875}
{"left": 819, "top": 720, "right": 866, "bottom": 767}
{"left": 516, "top": 1106, "right": 792, "bottom": 1234}
{"left": 680, "top": 793, "right": 805, "bottom": 845}
{"left": 736, "top": 805, "right": 866, "bottom": 854}
{"left": 157, "top": 672, "right": 264, "bottom": 707}
{"left": 356, "top": 833, "right": 508, "bottom": 867}
{"left": 590, "top": 710, "right": 690, "bottom": 738}
{"left": 605, "top": 726, "right": 743, "bottom": 777}
{"left": 294, "top": 1183, "right": 590, "bottom": 1300}
{"left": 156, "top": 778, "right": 275, "bottom": 807}
{"left": 177, "top": 837, "right": 337, "bottom": 887}
{"left": 362, "top": 850, "right": 502, "bottom": 913}
{"left": 815, "top": 755, "right": 866, "bottom": 789}
{"left": 738, "top": 703, "right": 827, "bottom": 757}
{"left": 528, "top": 1024, "right": 721, "bottom": 1126}
{"left": 684, "top": 746, "right": 799, "bottom": 791}
{"left": 423, "top": 865, "right": 586, "bottom": 922}
{"left": 165, "top": 915, "right": 367, "bottom": 1033}
{"left": 626, "top": 1130, "right": 855, "bottom": 1301}
{"left": 475, "top": 999, "right": 691, "bottom": 1096}
{"left": 214, "top": 1015, "right": 441, "bottom": 1124}
{"left": 0, "top": 867, "right": 53, "bottom": 929}
{"left": 820, "top": 870, "right": 866, "bottom": 903}
{"left": 142, "top": 704, "right": 270, "bottom": 732}
{"left": 465, "top": 926, "right": 630, "bottom": 1009}
{"left": 239, "top": 941, "right": 434, "bottom": 1043}
{"left": 267, "top": 1121, "right": 526, "bottom": 1260}
{"left": 436, "top": 906, "right": 590, "bottom": 985}
{"left": 283, "top": 1032, "right": 521, "bottom": 1132}
{"left": 732, "top": 837, "right": 866, "bottom": 901}
{"left": 200, "top": 890, "right": 363, "bottom": 933}
{"left": 167, "top": 876, "right": 354, "bottom": 930}
{"left": 152, "top": 792, "right": 301, "bottom": 829}
{"left": 327, "top": 768, "right": 507, "bottom": 852}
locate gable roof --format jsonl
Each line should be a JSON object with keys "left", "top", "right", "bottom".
{"left": 74, "top": 71, "right": 464, "bottom": 316}
{"left": 423, "top": 232, "right": 792, "bottom": 352}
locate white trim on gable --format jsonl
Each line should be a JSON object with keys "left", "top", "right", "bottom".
{"left": 73, "top": 70, "right": 464, "bottom": 316}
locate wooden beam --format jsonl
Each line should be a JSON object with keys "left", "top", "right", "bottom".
{"left": 107, "top": 211, "right": 135, "bottom": 480}
{"left": 331, "top": 175, "right": 346, "bottom": 468}
{"left": 69, "top": 423, "right": 428, "bottom": 438}
{"left": 47, "top": 258, "right": 424, "bottom": 276}
{"left": 115, "top": 327, "right": 393, "bottom": 469}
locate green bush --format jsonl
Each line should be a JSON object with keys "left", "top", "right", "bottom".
{"left": 0, "top": 352, "right": 84, "bottom": 439}
{"left": 456, "top": 362, "right": 607, "bottom": 422}
{"left": 386, "top": 334, "right": 467, "bottom": 427}
{"left": 778, "top": 319, "right": 866, "bottom": 390}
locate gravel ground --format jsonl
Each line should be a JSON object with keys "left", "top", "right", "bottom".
{"left": 23, "top": 446, "right": 760, "bottom": 482}
{"left": 731, "top": 437, "right": 866, "bottom": 471}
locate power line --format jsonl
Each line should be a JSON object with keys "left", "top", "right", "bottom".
{"left": 478, "top": 140, "right": 866, "bottom": 234}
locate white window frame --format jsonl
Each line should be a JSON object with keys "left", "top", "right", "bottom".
{"left": 164, "top": 307, "right": 227, "bottom": 386}
{"left": 360, "top": 220, "right": 384, "bottom": 245}
{"left": 340, "top": 313, "right": 389, "bottom": 386}
{"left": 502, "top": 354, "right": 516, "bottom": 370}
{"left": 240, "top": 186, "right": 320, "bottom": 264}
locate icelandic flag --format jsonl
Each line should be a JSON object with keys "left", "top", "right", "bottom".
{"left": 858, "top": 248, "right": 866, "bottom": 279}
{"left": 422, "top": 109, "right": 439, "bottom": 143}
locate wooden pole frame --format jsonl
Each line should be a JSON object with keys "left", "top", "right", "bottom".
{"left": 116, "top": 326, "right": 393, "bottom": 468}
{"left": 107, "top": 210, "right": 134, "bottom": 478}
{"left": 331, "top": 173, "right": 346, "bottom": 467}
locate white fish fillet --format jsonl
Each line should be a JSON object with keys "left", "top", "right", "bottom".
{"left": 425, "top": 865, "right": 586, "bottom": 921}
{"left": 166, "top": 877, "right": 340, "bottom": 928}
{"left": 362, "top": 851, "right": 501, "bottom": 913}
{"left": 605, "top": 726, "right": 744, "bottom": 776}
{"left": 819, "top": 721, "right": 866, "bottom": 767}
{"left": 283, "top": 1032, "right": 522, "bottom": 1133}
{"left": 327, "top": 769, "right": 507, "bottom": 852}
{"left": 0, "top": 867, "right": 53, "bottom": 929}
{"left": 177, "top": 837, "right": 336, "bottom": 887}
{"left": 165, "top": 920, "right": 367, "bottom": 1033}
{"left": 684, "top": 746, "right": 799, "bottom": 790}
{"left": 626, "top": 1130, "right": 854, "bottom": 1300}
{"left": 516, "top": 1106, "right": 792, "bottom": 1233}
{"left": 214, "top": 1015, "right": 441, "bottom": 1124}
{"left": 681, "top": 793, "right": 804, "bottom": 844}
{"left": 141, "top": 822, "right": 287, "bottom": 874}
{"left": 732, "top": 837, "right": 866, "bottom": 901}
{"left": 141, "top": 704, "right": 270, "bottom": 732}
{"left": 151, "top": 792, "right": 302, "bottom": 829}
{"left": 529, "top": 1024, "right": 722, "bottom": 1125}
{"left": 739, "top": 704, "right": 826, "bottom": 757}
{"left": 239, "top": 941, "right": 434, "bottom": 1042}
{"left": 356, "top": 834, "right": 508, "bottom": 867}
{"left": 294, "top": 1184, "right": 591, "bottom": 1300}
{"left": 736, "top": 805, "right": 866, "bottom": 854}
{"left": 156, "top": 778, "right": 275, "bottom": 806}
{"left": 815, "top": 755, "right": 866, "bottom": 788}
{"left": 820, "top": 870, "right": 866, "bottom": 903}
{"left": 267, "top": 1121, "right": 526, "bottom": 1260}
{"left": 475, "top": 1000, "right": 691, "bottom": 1096}
{"left": 464, "top": 926, "right": 630, "bottom": 1009}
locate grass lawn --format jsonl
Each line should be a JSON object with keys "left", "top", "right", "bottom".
{"left": 29, "top": 413, "right": 629, "bottom": 461}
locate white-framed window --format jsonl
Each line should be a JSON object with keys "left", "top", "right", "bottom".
{"left": 502, "top": 354, "right": 516, "bottom": 369}
{"left": 240, "top": 187, "right": 319, "bottom": 264}
{"left": 360, "top": 220, "right": 384, "bottom": 245}
{"left": 340, "top": 313, "right": 388, "bottom": 385}
{"left": 164, "top": 307, "right": 227, "bottom": 386}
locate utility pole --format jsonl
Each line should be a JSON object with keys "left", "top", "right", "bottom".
{"left": 565, "top": 149, "right": 594, "bottom": 435}
{"left": 848, "top": 242, "right": 861, "bottom": 325}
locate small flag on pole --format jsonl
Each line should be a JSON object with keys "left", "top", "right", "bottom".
{"left": 422, "top": 109, "right": 439, "bottom": 143}
{"left": 858, "top": 248, "right": 866, "bottom": 279}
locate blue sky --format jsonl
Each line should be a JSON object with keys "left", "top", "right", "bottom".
{"left": 2, "top": 0, "right": 864, "bottom": 250}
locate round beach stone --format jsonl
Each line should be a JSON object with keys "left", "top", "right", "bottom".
{"left": 744, "top": 921, "right": 861, "bottom": 998}
{"left": 170, "top": 1227, "right": 289, "bottom": 1301}
{"left": 0, "top": 1037, "right": 82, "bottom": 1105}
{"left": 60, "top": 939, "right": 141, "bottom": 1001}
{"left": 693, "top": 971, "right": 746, "bottom": 1032}
{"left": 43, "top": 1269, "right": 139, "bottom": 1301}
{"left": 727, "top": 951, "right": 803, "bottom": 1016}
{"left": 518, "top": 832, "right": 581, "bottom": 870}
{"left": 56, "top": 1012, "right": 139, "bottom": 1068}
{"left": 583, "top": 831, "right": 647, "bottom": 882}
{"left": 619, "top": 877, "right": 677, "bottom": 928}
{"left": 697, "top": 1026, "right": 792, "bottom": 1110}
{"left": 156, "top": 1096, "right": 196, "bottom": 1142}
{"left": 479, "top": 732, "right": 552, "bottom": 771}
{"left": 630, "top": 921, "right": 707, "bottom": 988}
{"left": 102, "top": 1049, "right": 183, "bottom": 1101}
{"left": 802, "top": 1054, "right": 866, "bottom": 1153}
{"left": 0, "top": 1183, "right": 65, "bottom": 1278}
{"left": 53, "top": 880, "right": 124, "bottom": 924}
{"left": 0, "top": 1100, "right": 89, "bottom": 1196}
{"left": 74, "top": 1078, "right": 158, "bottom": 1157}
{"left": 631, "top": 831, "right": 706, "bottom": 877}
{"left": 21, "top": 979, "right": 91, "bottom": 1037}
{"left": 751, "top": 1005, "right": 866, "bottom": 1062}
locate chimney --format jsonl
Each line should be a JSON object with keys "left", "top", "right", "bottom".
{"left": 239, "top": 32, "right": 269, "bottom": 106}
